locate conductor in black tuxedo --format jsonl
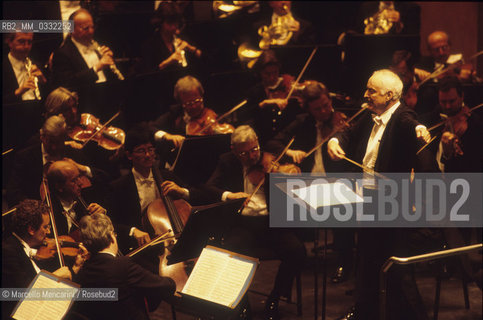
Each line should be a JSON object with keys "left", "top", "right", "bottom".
{"left": 74, "top": 213, "right": 176, "bottom": 320}
{"left": 328, "top": 69, "right": 431, "bottom": 320}
{"left": 52, "top": 8, "right": 118, "bottom": 89}
{"left": 205, "top": 125, "right": 306, "bottom": 320}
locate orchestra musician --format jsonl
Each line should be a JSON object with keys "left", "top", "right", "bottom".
{"left": 2, "top": 199, "right": 84, "bottom": 319}
{"left": 242, "top": 50, "right": 304, "bottom": 147}
{"left": 328, "top": 70, "right": 431, "bottom": 320}
{"left": 52, "top": 8, "right": 121, "bottom": 89}
{"left": 73, "top": 213, "right": 176, "bottom": 320}
{"left": 108, "top": 125, "right": 206, "bottom": 258}
{"left": 150, "top": 75, "right": 234, "bottom": 162}
{"left": 3, "top": 32, "right": 47, "bottom": 104}
{"left": 6, "top": 115, "right": 94, "bottom": 207}
{"left": 434, "top": 76, "right": 482, "bottom": 173}
{"left": 205, "top": 125, "right": 306, "bottom": 320}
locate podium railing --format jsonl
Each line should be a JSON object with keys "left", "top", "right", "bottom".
{"left": 379, "top": 243, "right": 483, "bottom": 320}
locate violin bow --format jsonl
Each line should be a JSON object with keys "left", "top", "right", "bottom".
{"left": 416, "top": 103, "right": 483, "bottom": 154}
{"left": 126, "top": 230, "right": 174, "bottom": 257}
{"left": 305, "top": 105, "right": 368, "bottom": 158}
{"left": 41, "top": 178, "right": 65, "bottom": 267}
{"left": 285, "top": 47, "right": 318, "bottom": 100}
{"left": 238, "top": 137, "right": 295, "bottom": 214}
{"left": 198, "top": 100, "right": 247, "bottom": 134}
{"left": 341, "top": 156, "right": 388, "bottom": 180}
{"left": 2, "top": 148, "right": 13, "bottom": 156}
{"left": 2, "top": 207, "right": 17, "bottom": 217}
{"left": 80, "top": 111, "right": 121, "bottom": 148}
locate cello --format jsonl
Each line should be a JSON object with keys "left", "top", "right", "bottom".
{"left": 143, "top": 161, "right": 191, "bottom": 293}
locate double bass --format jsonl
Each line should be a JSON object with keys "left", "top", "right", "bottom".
{"left": 143, "top": 161, "right": 191, "bottom": 292}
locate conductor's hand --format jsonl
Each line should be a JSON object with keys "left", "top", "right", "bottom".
{"left": 160, "top": 180, "right": 188, "bottom": 199}
{"left": 286, "top": 149, "right": 307, "bottom": 164}
{"left": 259, "top": 98, "right": 288, "bottom": 110}
{"left": 87, "top": 203, "right": 107, "bottom": 215}
{"left": 163, "top": 133, "right": 185, "bottom": 149}
{"left": 132, "top": 228, "right": 151, "bottom": 247}
{"left": 226, "top": 192, "right": 250, "bottom": 200}
{"left": 415, "top": 126, "right": 431, "bottom": 144}
{"left": 327, "top": 139, "right": 345, "bottom": 161}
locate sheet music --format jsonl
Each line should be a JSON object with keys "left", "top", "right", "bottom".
{"left": 12, "top": 271, "right": 78, "bottom": 320}
{"left": 182, "top": 246, "right": 258, "bottom": 308}
{"left": 291, "top": 181, "right": 364, "bottom": 210}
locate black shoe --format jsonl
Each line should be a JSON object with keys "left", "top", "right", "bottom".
{"left": 336, "top": 306, "right": 356, "bottom": 320}
{"left": 331, "top": 266, "right": 347, "bottom": 284}
{"left": 264, "top": 298, "right": 280, "bottom": 320}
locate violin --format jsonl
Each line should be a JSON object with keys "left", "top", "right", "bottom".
{"left": 185, "top": 107, "right": 235, "bottom": 136}
{"left": 36, "top": 235, "right": 80, "bottom": 260}
{"left": 247, "top": 152, "right": 301, "bottom": 186}
{"left": 69, "top": 113, "right": 125, "bottom": 150}
{"left": 441, "top": 106, "right": 472, "bottom": 157}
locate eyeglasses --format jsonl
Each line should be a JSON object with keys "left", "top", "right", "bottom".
{"left": 238, "top": 145, "right": 260, "bottom": 157}
{"left": 182, "top": 98, "right": 203, "bottom": 108}
{"left": 132, "top": 147, "right": 156, "bottom": 155}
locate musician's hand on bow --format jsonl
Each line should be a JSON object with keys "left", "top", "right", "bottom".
{"left": 259, "top": 98, "right": 288, "bottom": 110}
{"left": 160, "top": 181, "right": 188, "bottom": 199}
{"left": 163, "top": 133, "right": 185, "bottom": 149}
{"left": 286, "top": 149, "right": 307, "bottom": 164}
{"left": 415, "top": 126, "right": 431, "bottom": 144}
{"left": 226, "top": 192, "right": 250, "bottom": 200}
{"left": 327, "top": 139, "right": 345, "bottom": 161}
{"left": 53, "top": 266, "right": 72, "bottom": 280}
{"left": 87, "top": 203, "right": 107, "bottom": 215}
{"left": 414, "top": 68, "right": 430, "bottom": 81}
{"left": 132, "top": 228, "right": 151, "bottom": 247}
{"left": 65, "top": 140, "right": 84, "bottom": 149}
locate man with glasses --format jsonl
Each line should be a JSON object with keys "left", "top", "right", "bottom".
{"left": 205, "top": 125, "right": 306, "bottom": 320}
{"left": 108, "top": 125, "right": 205, "bottom": 259}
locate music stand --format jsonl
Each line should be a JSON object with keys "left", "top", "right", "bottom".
{"left": 171, "top": 134, "right": 231, "bottom": 186}
{"left": 167, "top": 198, "right": 246, "bottom": 265}
{"left": 274, "top": 178, "right": 363, "bottom": 320}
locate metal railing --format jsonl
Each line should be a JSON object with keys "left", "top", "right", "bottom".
{"left": 379, "top": 243, "right": 483, "bottom": 320}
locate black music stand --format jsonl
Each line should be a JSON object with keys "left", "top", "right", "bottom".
{"left": 167, "top": 198, "right": 246, "bottom": 265}
{"left": 171, "top": 134, "right": 231, "bottom": 186}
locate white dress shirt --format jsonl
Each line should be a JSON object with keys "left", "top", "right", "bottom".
{"left": 8, "top": 53, "right": 36, "bottom": 100}
{"left": 60, "top": 198, "right": 78, "bottom": 233}
{"left": 132, "top": 168, "right": 160, "bottom": 213}
{"left": 71, "top": 37, "right": 107, "bottom": 83}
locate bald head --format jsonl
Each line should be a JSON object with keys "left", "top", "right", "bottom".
{"left": 71, "top": 9, "right": 95, "bottom": 45}
{"left": 47, "top": 160, "right": 82, "bottom": 200}
{"left": 427, "top": 31, "right": 450, "bottom": 63}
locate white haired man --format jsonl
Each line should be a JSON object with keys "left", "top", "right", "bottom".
{"left": 328, "top": 69, "right": 432, "bottom": 320}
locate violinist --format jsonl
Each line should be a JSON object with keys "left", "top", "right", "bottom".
{"left": 243, "top": 50, "right": 304, "bottom": 146}
{"left": 435, "top": 76, "right": 482, "bottom": 173}
{"left": 73, "top": 213, "right": 176, "bottom": 320}
{"left": 205, "top": 125, "right": 306, "bottom": 319}
{"left": 2, "top": 200, "right": 85, "bottom": 319}
{"left": 108, "top": 125, "right": 205, "bottom": 260}
{"left": 267, "top": 81, "right": 348, "bottom": 173}
{"left": 46, "top": 160, "right": 108, "bottom": 237}
{"left": 6, "top": 115, "right": 94, "bottom": 207}
{"left": 150, "top": 76, "right": 234, "bottom": 159}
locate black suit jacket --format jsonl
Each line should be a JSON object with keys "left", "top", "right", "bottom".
{"left": 6, "top": 143, "right": 91, "bottom": 207}
{"left": 335, "top": 103, "right": 434, "bottom": 173}
{"left": 205, "top": 152, "right": 245, "bottom": 201}
{"left": 73, "top": 252, "right": 175, "bottom": 320}
{"left": 52, "top": 36, "right": 115, "bottom": 89}
{"left": 2, "top": 235, "right": 39, "bottom": 319}
{"left": 266, "top": 113, "right": 343, "bottom": 173}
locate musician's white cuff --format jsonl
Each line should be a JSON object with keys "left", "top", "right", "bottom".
{"left": 415, "top": 125, "right": 426, "bottom": 132}
{"left": 221, "top": 191, "right": 231, "bottom": 202}
{"left": 85, "top": 166, "right": 93, "bottom": 178}
{"left": 154, "top": 130, "right": 167, "bottom": 142}
{"left": 329, "top": 137, "right": 339, "bottom": 144}
{"left": 182, "top": 188, "right": 190, "bottom": 200}
{"left": 129, "top": 227, "right": 136, "bottom": 237}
